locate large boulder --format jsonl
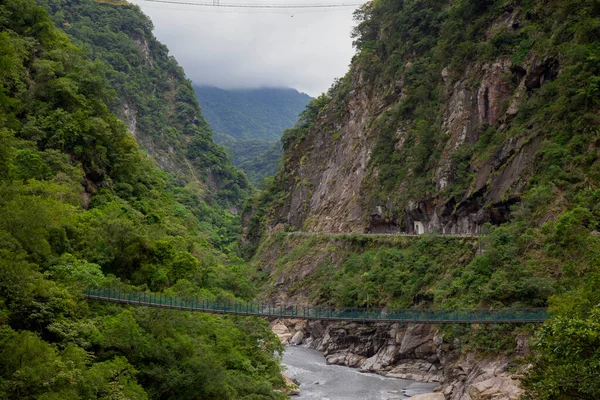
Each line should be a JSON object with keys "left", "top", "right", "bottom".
{"left": 290, "top": 330, "right": 305, "bottom": 345}
{"left": 385, "top": 359, "right": 443, "bottom": 383}
{"left": 466, "top": 376, "right": 523, "bottom": 400}
{"left": 409, "top": 393, "right": 445, "bottom": 400}
{"left": 271, "top": 321, "right": 293, "bottom": 344}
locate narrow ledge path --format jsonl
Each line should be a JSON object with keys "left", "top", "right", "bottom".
{"left": 284, "top": 231, "right": 486, "bottom": 238}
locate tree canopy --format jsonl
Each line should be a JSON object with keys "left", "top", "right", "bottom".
{"left": 0, "top": 1, "right": 284, "bottom": 398}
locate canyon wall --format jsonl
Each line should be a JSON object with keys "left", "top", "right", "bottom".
{"left": 244, "top": 1, "right": 574, "bottom": 240}
{"left": 245, "top": 1, "right": 600, "bottom": 398}
{"left": 273, "top": 319, "right": 528, "bottom": 400}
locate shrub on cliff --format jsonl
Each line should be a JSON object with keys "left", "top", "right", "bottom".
{"left": 524, "top": 307, "right": 600, "bottom": 400}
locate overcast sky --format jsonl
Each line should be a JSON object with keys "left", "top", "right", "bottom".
{"left": 129, "top": 0, "right": 361, "bottom": 96}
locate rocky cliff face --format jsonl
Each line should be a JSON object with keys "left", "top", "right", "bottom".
{"left": 275, "top": 68, "right": 386, "bottom": 233}
{"left": 275, "top": 54, "right": 551, "bottom": 235}
{"left": 273, "top": 319, "right": 527, "bottom": 400}
{"left": 248, "top": 1, "right": 574, "bottom": 237}
{"left": 247, "top": 1, "right": 600, "bottom": 398}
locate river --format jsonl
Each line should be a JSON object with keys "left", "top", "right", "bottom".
{"left": 282, "top": 346, "right": 439, "bottom": 399}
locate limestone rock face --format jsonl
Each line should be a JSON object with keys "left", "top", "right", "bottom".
{"left": 443, "top": 354, "right": 527, "bottom": 400}
{"left": 250, "top": 6, "right": 556, "bottom": 238}
{"left": 290, "top": 330, "right": 305, "bottom": 345}
{"left": 271, "top": 321, "right": 293, "bottom": 345}
{"left": 277, "top": 320, "right": 444, "bottom": 382}
{"left": 356, "top": 323, "right": 442, "bottom": 382}
{"left": 275, "top": 68, "right": 377, "bottom": 233}
{"left": 466, "top": 376, "right": 523, "bottom": 400}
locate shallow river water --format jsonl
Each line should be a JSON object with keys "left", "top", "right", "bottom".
{"left": 282, "top": 346, "right": 439, "bottom": 400}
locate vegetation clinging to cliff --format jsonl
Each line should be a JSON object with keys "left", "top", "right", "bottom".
{"left": 0, "top": 1, "right": 284, "bottom": 398}
{"left": 350, "top": 0, "right": 600, "bottom": 215}
{"left": 248, "top": 0, "right": 600, "bottom": 396}
{"left": 40, "top": 0, "right": 251, "bottom": 251}
{"left": 251, "top": 0, "right": 600, "bottom": 313}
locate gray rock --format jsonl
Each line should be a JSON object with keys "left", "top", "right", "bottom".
{"left": 467, "top": 376, "right": 523, "bottom": 400}
{"left": 408, "top": 394, "right": 445, "bottom": 400}
{"left": 290, "top": 330, "right": 305, "bottom": 345}
{"left": 275, "top": 318, "right": 527, "bottom": 400}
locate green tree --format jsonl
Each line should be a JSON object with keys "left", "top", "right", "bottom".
{"left": 524, "top": 308, "right": 600, "bottom": 400}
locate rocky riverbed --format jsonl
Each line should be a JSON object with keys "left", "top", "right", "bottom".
{"left": 283, "top": 346, "right": 439, "bottom": 399}
{"left": 272, "top": 319, "right": 527, "bottom": 400}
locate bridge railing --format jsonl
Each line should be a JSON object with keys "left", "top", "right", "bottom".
{"left": 83, "top": 288, "right": 549, "bottom": 323}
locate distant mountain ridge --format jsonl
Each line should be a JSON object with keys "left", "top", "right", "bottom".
{"left": 214, "top": 133, "right": 283, "bottom": 188}
{"left": 194, "top": 86, "right": 312, "bottom": 186}
{"left": 194, "top": 86, "right": 312, "bottom": 142}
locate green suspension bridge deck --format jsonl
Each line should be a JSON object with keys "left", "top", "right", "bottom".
{"left": 84, "top": 288, "right": 549, "bottom": 324}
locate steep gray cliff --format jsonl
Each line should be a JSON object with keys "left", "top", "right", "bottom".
{"left": 245, "top": 1, "right": 600, "bottom": 398}
{"left": 246, "top": 1, "right": 572, "bottom": 237}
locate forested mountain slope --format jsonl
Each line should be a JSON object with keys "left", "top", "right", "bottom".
{"left": 41, "top": 0, "right": 250, "bottom": 207}
{"left": 0, "top": 1, "right": 284, "bottom": 398}
{"left": 38, "top": 0, "right": 254, "bottom": 249}
{"left": 195, "top": 86, "right": 311, "bottom": 186}
{"left": 194, "top": 86, "right": 311, "bottom": 142}
{"left": 245, "top": 0, "right": 600, "bottom": 398}
{"left": 216, "top": 134, "right": 283, "bottom": 187}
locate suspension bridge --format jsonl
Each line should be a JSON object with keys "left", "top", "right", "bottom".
{"left": 84, "top": 288, "right": 549, "bottom": 324}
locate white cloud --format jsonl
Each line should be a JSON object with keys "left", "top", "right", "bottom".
{"left": 129, "top": 0, "right": 359, "bottom": 96}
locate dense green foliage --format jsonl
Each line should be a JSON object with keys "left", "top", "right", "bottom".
{"left": 253, "top": 232, "right": 555, "bottom": 309}
{"left": 42, "top": 0, "right": 251, "bottom": 205}
{"left": 215, "top": 133, "right": 283, "bottom": 188}
{"left": 195, "top": 86, "right": 311, "bottom": 142}
{"left": 237, "top": 141, "right": 283, "bottom": 189}
{"left": 37, "top": 0, "right": 253, "bottom": 250}
{"left": 523, "top": 307, "right": 600, "bottom": 399}
{"left": 196, "top": 86, "right": 311, "bottom": 187}
{"left": 0, "top": 1, "right": 284, "bottom": 398}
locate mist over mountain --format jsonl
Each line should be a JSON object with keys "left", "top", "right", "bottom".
{"left": 194, "top": 86, "right": 312, "bottom": 142}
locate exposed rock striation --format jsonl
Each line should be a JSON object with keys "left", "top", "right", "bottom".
{"left": 273, "top": 319, "right": 525, "bottom": 400}
{"left": 245, "top": 4, "right": 563, "bottom": 241}
{"left": 276, "top": 69, "right": 376, "bottom": 234}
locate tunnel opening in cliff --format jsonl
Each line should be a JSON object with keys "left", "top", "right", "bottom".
{"left": 368, "top": 217, "right": 402, "bottom": 234}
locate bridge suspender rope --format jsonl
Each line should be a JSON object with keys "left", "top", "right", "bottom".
{"left": 83, "top": 288, "right": 549, "bottom": 324}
